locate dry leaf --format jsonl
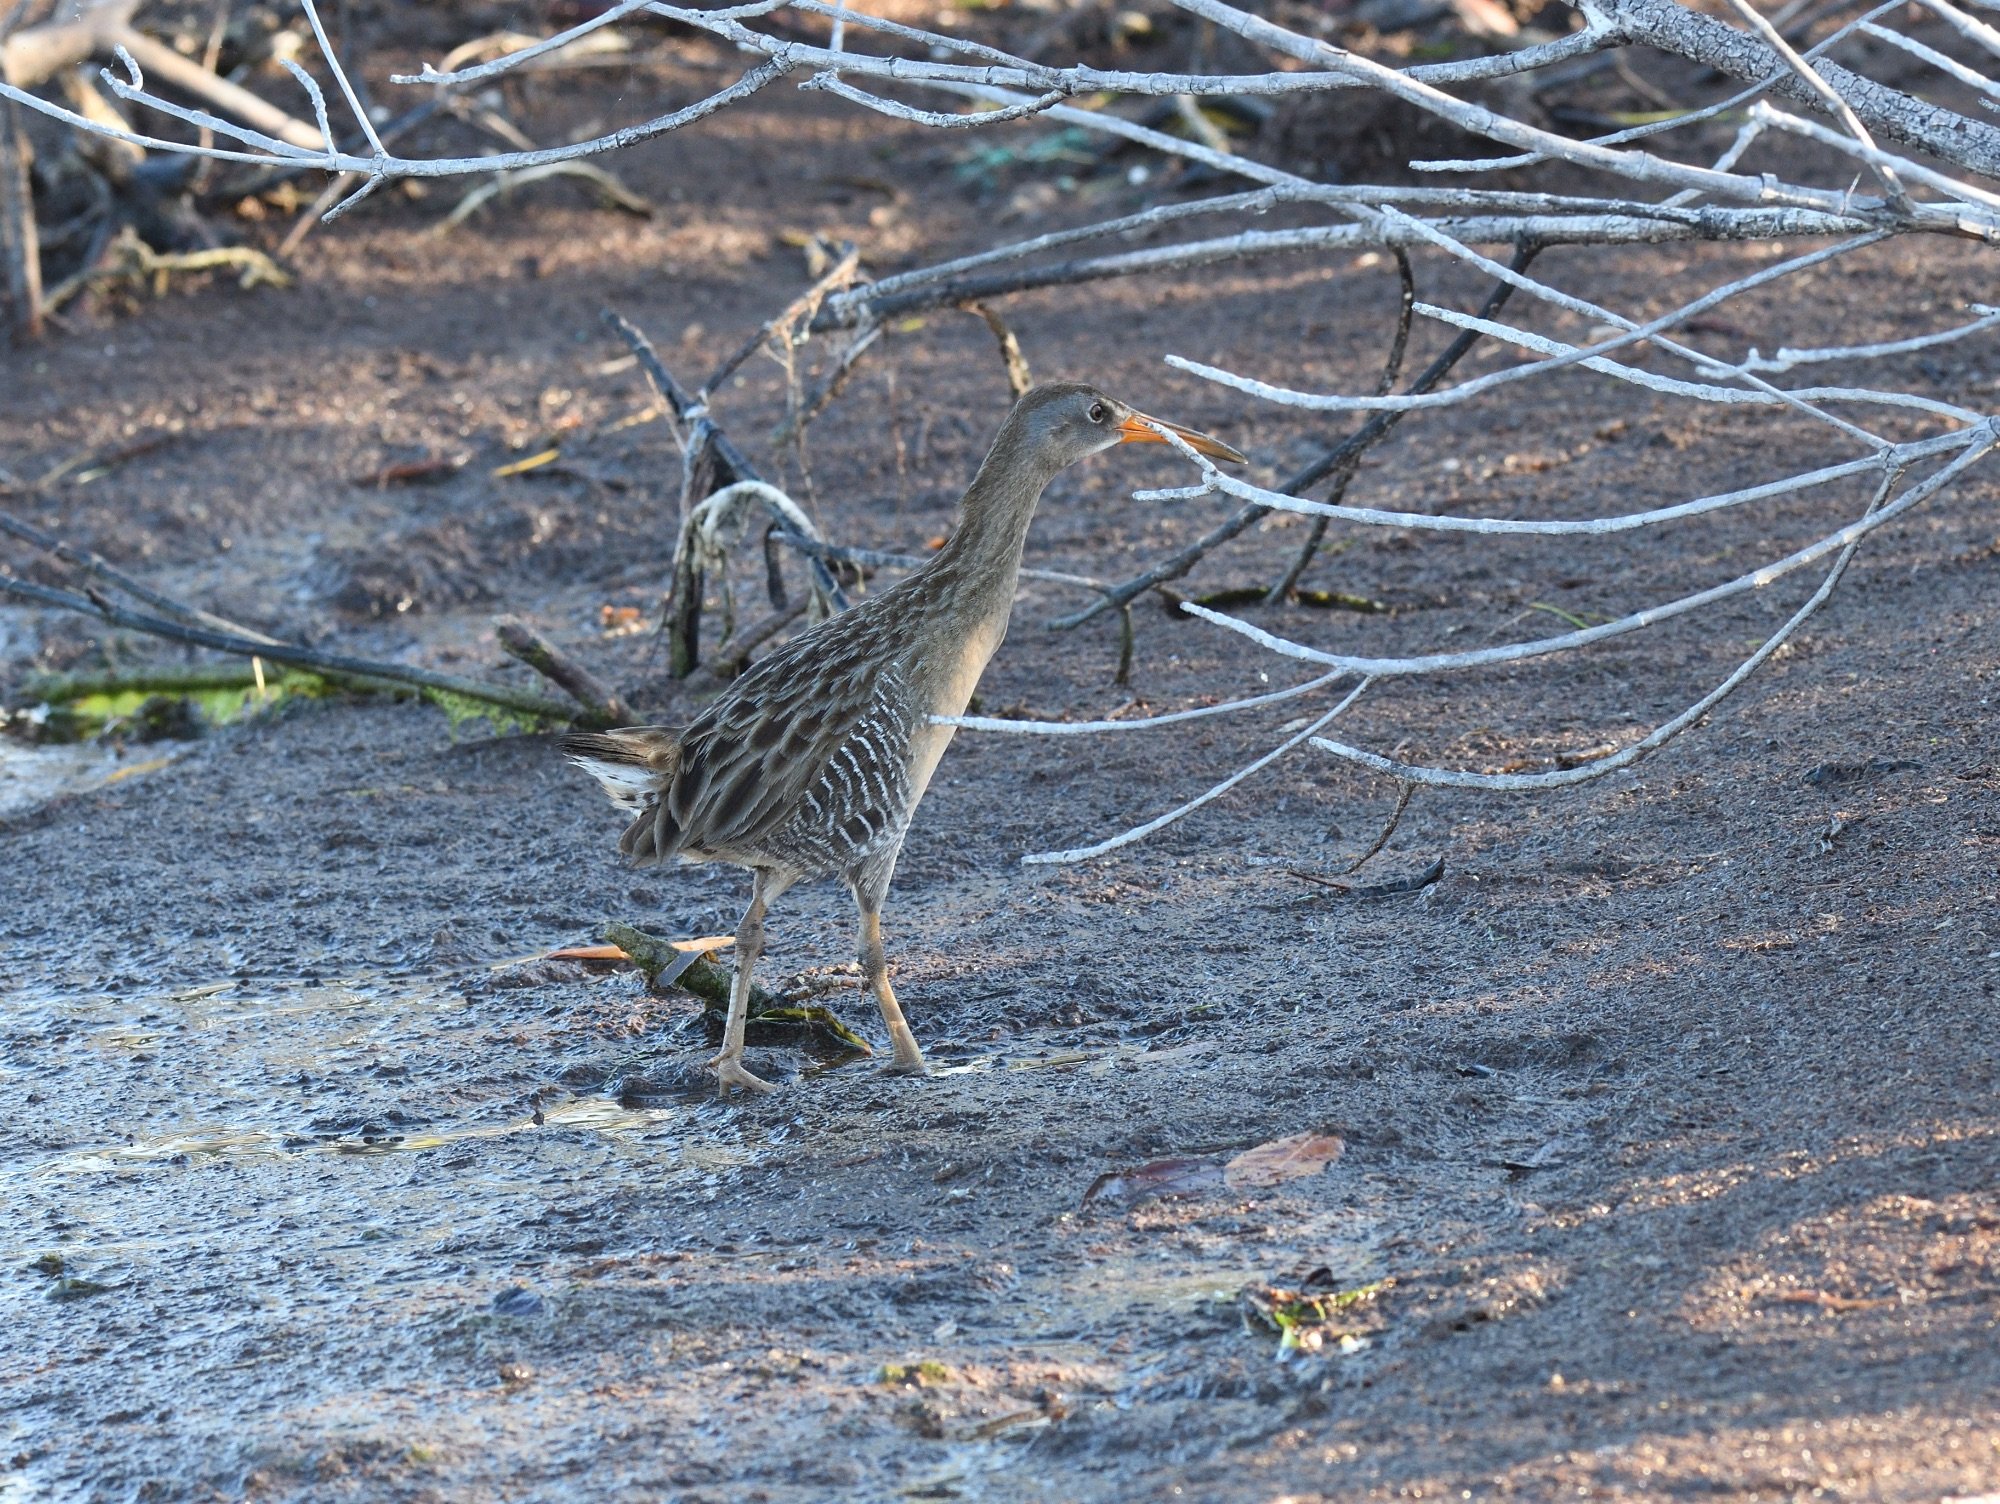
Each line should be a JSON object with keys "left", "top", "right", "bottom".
{"left": 1223, "top": 1131, "right": 1345, "bottom": 1190}
{"left": 599, "top": 604, "right": 647, "bottom": 638}
{"left": 545, "top": 944, "right": 631, "bottom": 963}
{"left": 545, "top": 935, "right": 733, "bottom": 964}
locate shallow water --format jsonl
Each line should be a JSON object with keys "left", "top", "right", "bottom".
{"left": 1, "top": 965, "right": 779, "bottom": 1501}
{"left": 0, "top": 737, "right": 192, "bottom": 819}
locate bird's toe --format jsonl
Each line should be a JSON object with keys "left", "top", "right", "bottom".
{"left": 710, "top": 1054, "right": 778, "bottom": 1095}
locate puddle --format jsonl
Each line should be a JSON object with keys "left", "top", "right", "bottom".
{"left": 1, "top": 970, "right": 758, "bottom": 1186}
{"left": 34, "top": 1095, "right": 693, "bottom": 1175}
{"left": 0, "top": 737, "right": 193, "bottom": 818}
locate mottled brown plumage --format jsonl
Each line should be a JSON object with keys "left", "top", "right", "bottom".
{"left": 565, "top": 381, "right": 1242, "bottom": 1093}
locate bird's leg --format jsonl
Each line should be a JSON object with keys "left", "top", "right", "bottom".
{"left": 712, "top": 872, "right": 777, "bottom": 1096}
{"left": 855, "top": 890, "right": 927, "bottom": 1077}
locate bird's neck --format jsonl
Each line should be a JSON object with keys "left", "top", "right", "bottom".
{"left": 925, "top": 428, "right": 1059, "bottom": 615}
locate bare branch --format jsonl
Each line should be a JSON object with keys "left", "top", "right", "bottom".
{"left": 1564, "top": 0, "right": 2000, "bottom": 178}
{"left": 494, "top": 615, "right": 630, "bottom": 724}
{"left": 1180, "top": 432, "right": 1996, "bottom": 681}
{"left": 961, "top": 302, "right": 1033, "bottom": 398}
{"left": 1048, "top": 240, "right": 1547, "bottom": 631}
{"left": 1307, "top": 467, "right": 1910, "bottom": 789}
{"left": 0, "top": 572, "right": 587, "bottom": 723}
{"left": 1019, "top": 680, "right": 1371, "bottom": 865}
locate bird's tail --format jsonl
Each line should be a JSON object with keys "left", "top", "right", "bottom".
{"left": 561, "top": 727, "right": 692, "bottom": 866}
{"left": 561, "top": 726, "right": 683, "bottom": 812}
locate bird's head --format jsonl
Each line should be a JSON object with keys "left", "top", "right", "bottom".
{"left": 1009, "top": 381, "right": 1245, "bottom": 472}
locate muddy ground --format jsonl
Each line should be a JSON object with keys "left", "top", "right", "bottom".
{"left": 3, "top": 14, "right": 2000, "bottom": 1503}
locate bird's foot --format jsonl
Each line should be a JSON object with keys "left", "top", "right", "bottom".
{"left": 880, "top": 1027, "right": 930, "bottom": 1078}
{"left": 709, "top": 1051, "right": 777, "bottom": 1096}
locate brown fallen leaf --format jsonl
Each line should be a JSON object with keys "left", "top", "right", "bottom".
{"left": 1224, "top": 1131, "right": 1346, "bottom": 1190}
{"left": 1085, "top": 1131, "right": 1346, "bottom": 1207}
{"left": 546, "top": 944, "right": 634, "bottom": 964}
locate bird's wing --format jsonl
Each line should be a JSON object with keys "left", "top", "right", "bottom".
{"left": 668, "top": 608, "right": 905, "bottom": 860}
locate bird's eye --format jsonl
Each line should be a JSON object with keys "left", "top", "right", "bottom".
{"left": 1088, "top": 402, "right": 1108, "bottom": 424}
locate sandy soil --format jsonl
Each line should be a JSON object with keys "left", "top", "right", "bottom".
{"left": 3, "top": 17, "right": 1999, "bottom": 1503}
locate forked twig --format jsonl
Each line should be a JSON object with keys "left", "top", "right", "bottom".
{"left": 1267, "top": 246, "right": 1416, "bottom": 603}
{"left": 1345, "top": 782, "right": 1414, "bottom": 874}
{"left": 1046, "top": 241, "right": 1545, "bottom": 632}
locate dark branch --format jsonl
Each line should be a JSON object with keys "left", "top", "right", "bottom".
{"left": 1049, "top": 240, "right": 1545, "bottom": 630}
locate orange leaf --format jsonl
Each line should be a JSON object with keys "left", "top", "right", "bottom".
{"left": 674, "top": 935, "right": 734, "bottom": 953}
{"left": 545, "top": 936, "right": 733, "bottom": 963}
{"left": 547, "top": 945, "right": 631, "bottom": 962}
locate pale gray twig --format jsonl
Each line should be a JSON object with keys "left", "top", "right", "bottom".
{"left": 1020, "top": 680, "right": 1372, "bottom": 864}
{"left": 1305, "top": 465, "right": 1915, "bottom": 789}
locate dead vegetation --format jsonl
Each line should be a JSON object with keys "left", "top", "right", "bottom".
{"left": 5, "top": 0, "right": 1997, "bottom": 867}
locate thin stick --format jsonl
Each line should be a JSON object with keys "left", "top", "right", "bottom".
{"left": 1306, "top": 468, "right": 1916, "bottom": 788}
{"left": 961, "top": 301, "right": 1033, "bottom": 398}
{"left": 1047, "top": 241, "right": 1543, "bottom": 631}
{"left": 1020, "top": 679, "right": 1372, "bottom": 864}
{"left": 700, "top": 241, "right": 860, "bottom": 398}
{"left": 688, "top": 596, "right": 809, "bottom": 685}
{"left": 605, "top": 307, "right": 849, "bottom": 618}
{"left": 0, "top": 507, "right": 277, "bottom": 641}
{"left": 770, "top": 319, "right": 882, "bottom": 448}
{"left": 1344, "top": 782, "right": 1413, "bottom": 874}
{"left": 1184, "top": 438, "right": 1994, "bottom": 681}
{"left": 108, "top": 24, "right": 326, "bottom": 150}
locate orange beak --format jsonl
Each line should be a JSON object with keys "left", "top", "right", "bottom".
{"left": 1117, "top": 412, "right": 1245, "bottom": 464}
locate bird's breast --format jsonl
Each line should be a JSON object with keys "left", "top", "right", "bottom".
{"left": 900, "top": 610, "right": 1008, "bottom": 808}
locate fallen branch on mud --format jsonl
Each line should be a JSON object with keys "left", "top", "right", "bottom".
{"left": 0, "top": 570, "right": 593, "bottom": 726}
{"left": 494, "top": 614, "right": 629, "bottom": 724}
{"left": 602, "top": 921, "right": 873, "bottom": 1054}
